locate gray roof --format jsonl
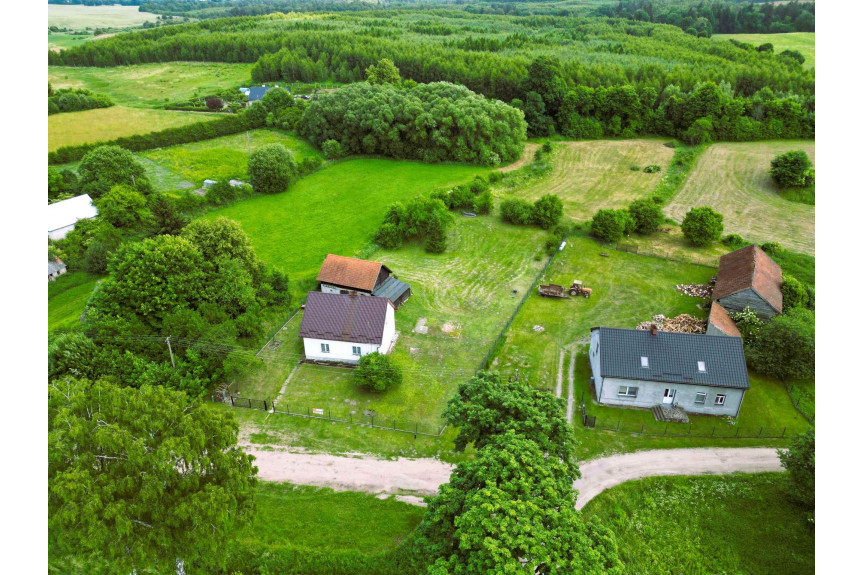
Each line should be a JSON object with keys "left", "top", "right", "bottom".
{"left": 247, "top": 86, "right": 274, "bottom": 101}
{"left": 48, "top": 260, "right": 66, "bottom": 275}
{"left": 593, "top": 327, "right": 749, "bottom": 390}
{"left": 299, "top": 291, "right": 391, "bottom": 344}
{"left": 372, "top": 276, "right": 410, "bottom": 303}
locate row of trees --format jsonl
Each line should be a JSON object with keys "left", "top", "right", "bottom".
{"left": 415, "top": 372, "right": 624, "bottom": 572}
{"left": 48, "top": 85, "right": 113, "bottom": 115}
{"left": 297, "top": 81, "right": 526, "bottom": 166}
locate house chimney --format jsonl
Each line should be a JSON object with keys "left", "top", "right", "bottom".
{"left": 650, "top": 324, "right": 658, "bottom": 336}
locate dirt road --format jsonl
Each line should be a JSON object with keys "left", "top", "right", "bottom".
{"left": 245, "top": 444, "right": 783, "bottom": 508}
{"left": 573, "top": 447, "right": 783, "bottom": 509}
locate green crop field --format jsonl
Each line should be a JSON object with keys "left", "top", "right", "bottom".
{"left": 49, "top": 63, "right": 254, "bottom": 109}
{"left": 48, "top": 5, "right": 159, "bottom": 30}
{"left": 665, "top": 141, "right": 815, "bottom": 256}
{"left": 202, "top": 158, "right": 492, "bottom": 283}
{"left": 141, "top": 130, "right": 321, "bottom": 188}
{"left": 515, "top": 140, "right": 675, "bottom": 221}
{"left": 713, "top": 32, "right": 815, "bottom": 69}
{"left": 48, "top": 272, "right": 101, "bottom": 332}
{"left": 49, "top": 106, "right": 218, "bottom": 151}
{"left": 583, "top": 473, "right": 814, "bottom": 574}
{"left": 49, "top": 33, "right": 96, "bottom": 51}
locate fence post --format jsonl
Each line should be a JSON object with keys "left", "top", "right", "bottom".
{"left": 230, "top": 396, "right": 234, "bottom": 407}
{"left": 640, "top": 424, "right": 644, "bottom": 435}
{"left": 617, "top": 420, "right": 621, "bottom": 432}
{"left": 711, "top": 426, "right": 715, "bottom": 437}
{"left": 371, "top": 415, "right": 375, "bottom": 427}
{"left": 758, "top": 427, "right": 763, "bottom": 437}
{"left": 264, "top": 400, "right": 268, "bottom": 411}
{"left": 307, "top": 407, "right": 310, "bottom": 417}
{"left": 248, "top": 399, "right": 252, "bottom": 409}
{"left": 735, "top": 427, "right": 740, "bottom": 437}
{"left": 781, "top": 426, "right": 786, "bottom": 438}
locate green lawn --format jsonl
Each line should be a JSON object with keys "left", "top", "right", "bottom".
{"left": 49, "top": 106, "right": 218, "bottom": 151}
{"left": 49, "top": 62, "right": 254, "bottom": 108}
{"left": 583, "top": 473, "right": 814, "bottom": 575}
{"left": 239, "top": 483, "right": 423, "bottom": 552}
{"left": 202, "top": 158, "right": 492, "bottom": 284}
{"left": 48, "top": 272, "right": 101, "bottom": 332}
{"left": 713, "top": 32, "right": 815, "bottom": 69}
{"left": 141, "top": 130, "right": 321, "bottom": 188}
{"left": 49, "top": 5, "right": 158, "bottom": 30}
{"left": 49, "top": 33, "right": 94, "bottom": 51}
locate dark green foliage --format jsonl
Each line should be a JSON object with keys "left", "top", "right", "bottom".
{"left": 757, "top": 43, "right": 774, "bottom": 53}
{"left": 376, "top": 196, "right": 453, "bottom": 253}
{"left": 49, "top": 378, "right": 257, "bottom": 574}
{"left": 205, "top": 180, "right": 253, "bottom": 207}
{"left": 779, "top": 428, "right": 815, "bottom": 512}
{"left": 424, "top": 217, "right": 448, "bottom": 253}
{"left": 531, "top": 193, "right": 564, "bottom": 230}
{"left": 297, "top": 82, "right": 526, "bottom": 166}
{"left": 760, "top": 241, "right": 783, "bottom": 256}
{"left": 48, "top": 87, "right": 113, "bottom": 115}
{"left": 49, "top": 168, "right": 80, "bottom": 202}
{"left": 442, "top": 371, "right": 571, "bottom": 458}
{"left": 473, "top": 190, "right": 493, "bottom": 215}
{"left": 248, "top": 143, "right": 299, "bottom": 194}
{"left": 77, "top": 145, "right": 151, "bottom": 199}
{"left": 542, "top": 141, "right": 553, "bottom": 154}
{"left": 321, "top": 139, "right": 343, "bottom": 160}
{"left": 149, "top": 193, "right": 189, "bottom": 235}
{"left": 779, "top": 49, "right": 805, "bottom": 65}
{"left": 488, "top": 171, "right": 503, "bottom": 184}
{"left": 770, "top": 150, "right": 814, "bottom": 188}
{"left": 745, "top": 308, "right": 814, "bottom": 381}
{"left": 469, "top": 176, "right": 489, "bottom": 195}
{"left": 49, "top": 112, "right": 263, "bottom": 165}
{"left": 374, "top": 222, "right": 403, "bottom": 249}
{"left": 95, "top": 185, "right": 152, "bottom": 229}
{"left": 590, "top": 208, "right": 633, "bottom": 243}
{"left": 722, "top": 233, "right": 746, "bottom": 249}
{"left": 353, "top": 352, "right": 402, "bottom": 392}
{"left": 781, "top": 275, "right": 813, "bottom": 311}
{"left": 628, "top": 198, "right": 664, "bottom": 235}
{"left": 643, "top": 164, "right": 661, "bottom": 173}
{"left": 500, "top": 198, "right": 534, "bottom": 225}
{"left": 681, "top": 206, "right": 724, "bottom": 246}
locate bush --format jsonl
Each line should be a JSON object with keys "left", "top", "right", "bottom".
{"left": 206, "top": 180, "right": 252, "bottom": 207}
{"left": 248, "top": 143, "right": 298, "bottom": 195}
{"left": 590, "top": 209, "right": 631, "bottom": 243}
{"left": 448, "top": 185, "right": 475, "bottom": 211}
{"left": 745, "top": 307, "right": 814, "bottom": 380}
{"left": 779, "top": 429, "right": 815, "bottom": 513}
{"left": 541, "top": 141, "right": 553, "bottom": 154}
{"left": 375, "top": 223, "right": 403, "bottom": 249}
{"left": 500, "top": 198, "right": 534, "bottom": 225}
{"left": 354, "top": 352, "right": 402, "bottom": 392}
{"left": 321, "top": 139, "right": 343, "bottom": 160}
{"left": 681, "top": 206, "right": 723, "bottom": 246}
{"left": 627, "top": 198, "right": 664, "bottom": 235}
{"left": 424, "top": 217, "right": 448, "bottom": 253}
{"left": 531, "top": 194, "right": 563, "bottom": 230}
{"left": 469, "top": 176, "right": 490, "bottom": 195}
{"left": 629, "top": 165, "right": 640, "bottom": 171}
{"left": 722, "top": 233, "right": 746, "bottom": 248}
{"left": 781, "top": 275, "right": 812, "bottom": 310}
{"left": 770, "top": 150, "right": 813, "bottom": 188}
{"left": 488, "top": 171, "right": 503, "bottom": 184}
{"left": 474, "top": 190, "right": 494, "bottom": 215}
{"left": 375, "top": 196, "right": 453, "bottom": 252}
{"left": 760, "top": 241, "right": 783, "bottom": 255}
{"left": 95, "top": 185, "right": 152, "bottom": 229}
{"left": 643, "top": 165, "right": 661, "bottom": 173}
{"left": 299, "top": 156, "right": 324, "bottom": 175}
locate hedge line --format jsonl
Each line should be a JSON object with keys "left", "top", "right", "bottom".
{"left": 48, "top": 112, "right": 263, "bottom": 165}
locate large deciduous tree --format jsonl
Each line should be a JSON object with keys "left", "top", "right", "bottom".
{"left": 681, "top": 206, "right": 724, "bottom": 246}
{"left": 778, "top": 428, "right": 815, "bottom": 512}
{"left": 353, "top": 352, "right": 403, "bottom": 392}
{"left": 745, "top": 307, "right": 815, "bottom": 380}
{"left": 248, "top": 143, "right": 298, "bottom": 195}
{"left": 78, "top": 145, "right": 151, "bottom": 199}
{"left": 95, "top": 184, "right": 152, "bottom": 229}
{"left": 49, "top": 378, "right": 257, "bottom": 573}
{"left": 770, "top": 150, "right": 813, "bottom": 188}
{"left": 365, "top": 58, "right": 402, "bottom": 86}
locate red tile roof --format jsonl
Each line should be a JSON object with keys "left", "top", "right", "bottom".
{"left": 713, "top": 245, "right": 783, "bottom": 313}
{"left": 317, "top": 254, "right": 383, "bottom": 292}
{"left": 708, "top": 303, "right": 742, "bottom": 338}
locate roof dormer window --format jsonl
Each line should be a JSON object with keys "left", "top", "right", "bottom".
{"left": 640, "top": 356, "right": 649, "bottom": 368}
{"left": 697, "top": 361, "right": 706, "bottom": 373}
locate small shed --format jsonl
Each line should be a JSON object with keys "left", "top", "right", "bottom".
{"left": 48, "top": 194, "right": 98, "bottom": 240}
{"left": 48, "top": 259, "right": 67, "bottom": 281}
{"left": 706, "top": 303, "right": 742, "bottom": 338}
{"left": 713, "top": 245, "right": 783, "bottom": 319}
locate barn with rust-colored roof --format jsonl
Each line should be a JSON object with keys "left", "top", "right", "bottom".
{"left": 706, "top": 303, "right": 742, "bottom": 338}
{"left": 713, "top": 245, "right": 782, "bottom": 319}
{"left": 316, "top": 254, "right": 411, "bottom": 308}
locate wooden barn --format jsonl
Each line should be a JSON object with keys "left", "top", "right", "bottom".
{"left": 316, "top": 254, "right": 411, "bottom": 309}
{"left": 713, "top": 245, "right": 783, "bottom": 320}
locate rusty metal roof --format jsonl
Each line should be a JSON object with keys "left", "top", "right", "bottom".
{"left": 316, "top": 254, "right": 385, "bottom": 292}
{"left": 713, "top": 245, "right": 783, "bottom": 313}
{"left": 299, "top": 291, "right": 391, "bottom": 344}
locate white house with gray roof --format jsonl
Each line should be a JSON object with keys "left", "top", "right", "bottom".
{"left": 589, "top": 327, "right": 749, "bottom": 417}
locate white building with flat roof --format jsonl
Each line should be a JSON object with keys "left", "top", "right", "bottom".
{"left": 48, "top": 194, "right": 98, "bottom": 240}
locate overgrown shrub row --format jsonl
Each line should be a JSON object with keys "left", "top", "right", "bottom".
{"left": 48, "top": 112, "right": 263, "bottom": 164}
{"left": 500, "top": 194, "right": 563, "bottom": 230}
{"left": 430, "top": 176, "right": 493, "bottom": 214}
{"left": 48, "top": 87, "right": 113, "bottom": 115}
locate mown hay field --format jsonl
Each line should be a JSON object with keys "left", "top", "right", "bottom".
{"left": 48, "top": 106, "right": 218, "bottom": 151}
{"left": 583, "top": 473, "right": 815, "bottom": 575}
{"left": 665, "top": 141, "right": 815, "bottom": 255}
{"left": 49, "top": 63, "right": 254, "bottom": 108}
{"left": 515, "top": 140, "right": 675, "bottom": 221}
{"left": 713, "top": 32, "right": 815, "bottom": 69}
{"left": 48, "top": 5, "right": 158, "bottom": 30}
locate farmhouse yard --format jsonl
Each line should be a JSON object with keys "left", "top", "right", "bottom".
{"left": 666, "top": 141, "right": 815, "bottom": 255}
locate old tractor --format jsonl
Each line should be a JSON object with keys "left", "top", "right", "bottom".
{"left": 538, "top": 280, "right": 592, "bottom": 299}
{"left": 568, "top": 280, "right": 592, "bottom": 298}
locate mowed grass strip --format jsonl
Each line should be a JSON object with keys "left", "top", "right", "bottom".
{"left": 583, "top": 473, "right": 814, "bottom": 575}
{"left": 666, "top": 141, "right": 815, "bottom": 256}
{"left": 713, "top": 32, "right": 815, "bottom": 69}
{"left": 48, "top": 5, "right": 158, "bottom": 30}
{"left": 202, "top": 159, "right": 491, "bottom": 282}
{"left": 49, "top": 106, "right": 218, "bottom": 151}
{"left": 49, "top": 62, "right": 254, "bottom": 108}
{"left": 141, "top": 130, "right": 321, "bottom": 187}
{"left": 239, "top": 483, "right": 424, "bottom": 553}
{"left": 48, "top": 272, "right": 101, "bottom": 332}
{"left": 515, "top": 139, "right": 675, "bottom": 221}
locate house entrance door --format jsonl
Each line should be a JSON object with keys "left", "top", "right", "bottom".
{"left": 662, "top": 388, "right": 676, "bottom": 404}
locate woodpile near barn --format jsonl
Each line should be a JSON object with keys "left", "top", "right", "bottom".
{"left": 635, "top": 314, "right": 707, "bottom": 334}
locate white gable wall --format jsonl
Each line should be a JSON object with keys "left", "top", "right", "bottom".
{"left": 302, "top": 303, "right": 396, "bottom": 363}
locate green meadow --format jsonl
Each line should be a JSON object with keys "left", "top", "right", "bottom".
{"left": 48, "top": 272, "right": 101, "bottom": 332}
{"left": 713, "top": 32, "right": 815, "bottom": 69}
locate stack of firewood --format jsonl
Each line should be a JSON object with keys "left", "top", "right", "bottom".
{"left": 636, "top": 314, "right": 706, "bottom": 334}
{"left": 675, "top": 283, "right": 713, "bottom": 298}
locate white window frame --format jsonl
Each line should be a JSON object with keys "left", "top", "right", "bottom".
{"left": 714, "top": 394, "right": 726, "bottom": 406}
{"left": 640, "top": 356, "right": 649, "bottom": 368}
{"left": 320, "top": 343, "right": 330, "bottom": 353}
{"left": 617, "top": 385, "right": 638, "bottom": 398}
{"left": 352, "top": 345, "right": 362, "bottom": 356}
{"left": 697, "top": 361, "right": 706, "bottom": 372}
{"left": 694, "top": 392, "right": 707, "bottom": 404}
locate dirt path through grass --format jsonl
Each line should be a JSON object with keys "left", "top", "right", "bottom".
{"left": 573, "top": 447, "right": 783, "bottom": 509}
{"left": 500, "top": 143, "right": 540, "bottom": 173}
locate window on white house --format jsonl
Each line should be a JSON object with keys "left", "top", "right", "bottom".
{"left": 321, "top": 343, "right": 330, "bottom": 353}
{"left": 640, "top": 356, "right": 649, "bottom": 368}
{"left": 617, "top": 386, "right": 638, "bottom": 398}
{"left": 714, "top": 394, "right": 726, "bottom": 406}
{"left": 352, "top": 346, "right": 361, "bottom": 356}
{"left": 697, "top": 361, "right": 706, "bottom": 372}
{"left": 695, "top": 392, "right": 707, "bottom": 404}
